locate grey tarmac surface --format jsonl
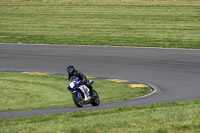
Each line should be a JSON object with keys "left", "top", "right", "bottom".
{"left": 0, "top": 43, "right": 200, "bottom": 118}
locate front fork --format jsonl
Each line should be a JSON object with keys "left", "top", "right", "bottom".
{"left": 72, "top": 90, "right": 81, "bottom": 99}
{"left": 76, "top": 90, "right": 81, "bottom": 99}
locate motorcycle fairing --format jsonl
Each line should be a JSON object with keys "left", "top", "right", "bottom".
{"left": 78, "top": 85, "right": 90, "bottom": 101}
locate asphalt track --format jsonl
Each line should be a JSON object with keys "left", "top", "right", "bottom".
{"left": 0, "top": 43, "right": 200, "bottom": 118}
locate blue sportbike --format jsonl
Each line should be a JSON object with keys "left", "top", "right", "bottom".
{"left": 67, "top": 76, "right": 100, "bottom": 107}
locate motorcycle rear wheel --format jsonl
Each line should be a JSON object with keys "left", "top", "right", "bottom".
{"left": 91, "top": 90, "right": 100, "bottom": 106}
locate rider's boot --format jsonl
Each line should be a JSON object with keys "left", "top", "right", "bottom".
{"left": 86, "top": 81, "right": 94, "bottom": 98}
{"left": 88, "top": 86, "right": 94, "bottom": 98}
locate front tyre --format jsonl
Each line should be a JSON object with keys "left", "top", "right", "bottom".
{"left": 91, "top": 90, "right": 100, "bottom": 106}
{"left": 72, "top": 92, "right": 84, "bottom": 107}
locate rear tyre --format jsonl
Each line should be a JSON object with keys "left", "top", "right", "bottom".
{"left": 91, "top": 90, "right": 100, "bottom": 106}
{"left": 72, "top": 92, "right": 84, "bottom": 108}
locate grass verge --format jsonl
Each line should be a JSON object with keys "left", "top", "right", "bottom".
{"left": 0, "top": 99, "right": 200, "bottom": 133}
{"left": 0, "top": 72, "right": 150, "bottom": 112}
{"left": 0, "top": 0, "right": 199, "bottom": 49}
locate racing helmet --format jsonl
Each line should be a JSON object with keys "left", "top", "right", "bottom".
{"left": 66, "top": 66, "right": 75, "bottom": 74}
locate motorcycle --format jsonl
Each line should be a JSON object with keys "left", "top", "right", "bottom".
{"left": 67, "top": 76, "right": 100, "bottom": 107}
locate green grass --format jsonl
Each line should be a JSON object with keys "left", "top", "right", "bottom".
{"left": 0, "top": 72, "right": 150, "bottom": 112}
{"left": 0, "top": 99, "right": 200, "bottom": 133}
{"left": 0, "top": 0, "right": 199, "bottom": 49}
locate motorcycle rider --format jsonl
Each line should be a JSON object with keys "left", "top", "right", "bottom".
{"left": 66, "top": 66, "right": 94, "bottom": 97}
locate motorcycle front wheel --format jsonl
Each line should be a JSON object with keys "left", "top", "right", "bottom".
{"left": 72, "top": 91, "right": 84, "bottom": 108}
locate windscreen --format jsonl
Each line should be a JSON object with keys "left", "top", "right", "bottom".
{"left": 69, "top": 76, "right": 78, "bottom": 82}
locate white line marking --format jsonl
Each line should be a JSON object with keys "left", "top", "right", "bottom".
{"left": 0, "top": 43, "right": 199, "bottom": 51}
